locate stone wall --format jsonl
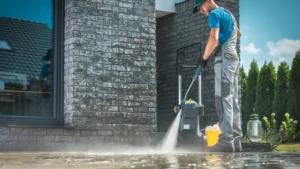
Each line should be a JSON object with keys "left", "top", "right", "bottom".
{"left": 64, "top": 0, "right": 157, "bottom": 134}
{"left": 0, "top": 126, "right": 164, "bottom": 151}
{"left": 156, "top": 0, "right": 240, "bottom": 132}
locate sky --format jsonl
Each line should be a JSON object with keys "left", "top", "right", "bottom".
{"left": 240, "top": 0, "right": 300, "bottom": 73}
{"left": 0, "top": 0, "right": 53, "bottom": 29}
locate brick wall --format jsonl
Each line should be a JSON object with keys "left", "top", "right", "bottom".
{"left": 0, "top": 126, "right": 164, "bottom": 151}
{"left": 64, "top": 0, "right": 157, "bottom": 133}
{"left": 156, "top": 0, "right": 240, "bottom": 132}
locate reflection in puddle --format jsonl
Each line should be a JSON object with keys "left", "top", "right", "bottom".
{"left": 0, "top": 152, "right": 300, "bottom": 169}
{"left": 167, "top": 155, "right": 179, "bottom": 169}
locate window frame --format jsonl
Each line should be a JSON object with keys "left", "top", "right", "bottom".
{"left": 0, "top": 0, "right": 64, "bottom": 127}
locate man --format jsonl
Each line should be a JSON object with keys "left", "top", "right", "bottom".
{"left": 38, "top": 49, "right": 54, "bottom": 94}
{"left": 193, "top": 0, "right": 242, "bottom": 152}
{"left": 37, "top": 49, "right": 54, "bottom": 117}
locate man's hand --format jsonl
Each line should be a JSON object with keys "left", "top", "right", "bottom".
{"left": 202, "top": 59, "right": 208, "bottom": 68}
{"left": 197, "top": 57, "right": 208, "bottom": 68}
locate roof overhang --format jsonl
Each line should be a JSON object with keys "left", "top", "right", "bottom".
{"left": 155, "top": 0, "right": 184, "bottom": 18}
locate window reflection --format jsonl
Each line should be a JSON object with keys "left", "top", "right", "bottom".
{"left": 0, "top": 40, "right": 12, "bottom": 50}
{"left": 0, "top": 0, "right": 54, "bottom": 117}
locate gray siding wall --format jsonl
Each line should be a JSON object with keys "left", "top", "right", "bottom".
{"left": 156, "top": 0, "right": 240, "bottom": 132}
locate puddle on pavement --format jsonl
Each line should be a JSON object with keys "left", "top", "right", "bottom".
{"left": 0, "top": 152, "right": 300, "bottom": 169}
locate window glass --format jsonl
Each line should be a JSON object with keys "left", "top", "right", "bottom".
{"left": 0, "top": 0, "right": 54, "bottom": 118}
{"left": 0, "top": 40, "right": 12, "bottom": 50}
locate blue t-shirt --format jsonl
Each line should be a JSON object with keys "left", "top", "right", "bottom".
{"left": 40, "top": 62, "right": 49, "bottom": 77}
{"left": 208, "top": 7, "right": 234, "bottom": 44}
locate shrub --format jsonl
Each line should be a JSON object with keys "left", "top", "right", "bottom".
{"left": 263, "top": 112, "right": 300, "bottom": 143}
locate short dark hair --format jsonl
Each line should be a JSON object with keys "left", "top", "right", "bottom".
{"left": 42, "top": 49, "right": 53, "bottom": 61}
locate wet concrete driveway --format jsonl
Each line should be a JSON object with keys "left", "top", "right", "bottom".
{"left": 0, "top": 152, "right": 300, "bottom": 169}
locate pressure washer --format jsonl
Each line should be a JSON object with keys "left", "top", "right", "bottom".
{"left": 172, "top": 42, "right": 223, "bottom": 149}
{"left": 174, "top": 64, "right": 207, "bottom": 147}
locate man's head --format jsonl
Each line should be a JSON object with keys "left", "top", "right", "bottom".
{"left": 193, "top": 0, "right": 217, "bottom": 16}
{"left": 42, "top": 49, "right": 54, "bottom": 62}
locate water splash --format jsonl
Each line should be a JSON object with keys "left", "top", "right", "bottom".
{"left": 161, "top": 110, "right": 182, "bottom": 153}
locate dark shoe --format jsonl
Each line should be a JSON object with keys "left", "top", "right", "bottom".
{"left": 204, "top": 142, "right": 235, "bottom": 152}
{"left": 234, "top": 139, "right": 242, "bottom": 152}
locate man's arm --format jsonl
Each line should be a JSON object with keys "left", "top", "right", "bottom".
{"left": 38, "top": 63, "right": 48, "bottom": 92}
{"left": 203, "top": 28, "right": 220, "bottom": 61}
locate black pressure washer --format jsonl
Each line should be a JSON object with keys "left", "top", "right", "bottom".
{"left": 172, "top": 43, "right": 206, "bottom": 148}
{"left": 174, "top": 63, "right": 206, "bottom": 147}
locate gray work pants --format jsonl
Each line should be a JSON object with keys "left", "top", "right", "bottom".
{"left": 213, "top": 7, "right": 243, "bottom": 145}
{"left": 214, "top": 50, "right": 242, "bottom": 145}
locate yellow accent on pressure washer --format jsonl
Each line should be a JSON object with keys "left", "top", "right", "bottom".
{"left": 205, "top": 124, "right": 222, "bottom": 147}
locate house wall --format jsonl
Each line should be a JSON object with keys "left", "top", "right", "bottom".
{"left": 0, "top": 0, "right": 163, "bottom": 152}
{"left": 156, "top": 0, "right": 240, "bottom": 132}
{"left": 0, "top": 126, "right": 164, "bottom": 151}
{"left": 64, "top": 0, "right": 157, "bottom": 132}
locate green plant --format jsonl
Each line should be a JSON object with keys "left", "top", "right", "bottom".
{"left": 273, "top": 62, "right": 289, "bottom": 124}
{"left": 262, "top": 113, "right": 278, "bottom": 145}
{"left": 240, "top": 66, "right": 247, "bottom": 134}
{"left": 263, "top": 113, "right": 276, "bottom": 130}
{"left": 255, "top": 61, "right": 276, "bottom": 119}
{"left": 287, "top": 52, "right": 300, "bottom": 131}
{"left": 280, "top": 113, "right": 300, "bottom": 142}
{"left": 263, "top": 112, "right": 300, "bottom": 143}
{"left": 244, "top": 60, "right": 259, "bottom": 128}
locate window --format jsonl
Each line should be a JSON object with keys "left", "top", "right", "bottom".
{"left": 0, "top": 40, "right": 12, "bottom": 50}
{"left": 0, "top": 0, "right": 64, "bottom": 126}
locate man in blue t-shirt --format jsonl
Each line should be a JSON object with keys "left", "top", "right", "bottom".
{"left": 193, "top": 0, "right": 242, "bottom": 152}
{"left": 38, "top": 49, "right": 54, "bottom": 95}
{"left": 37, "top": 49, "right": 54, "bottom": 117}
